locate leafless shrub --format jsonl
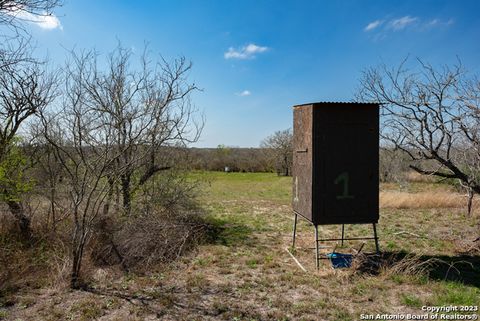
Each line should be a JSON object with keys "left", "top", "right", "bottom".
{"left": 90, "top": 170, "right": 209, "bottom": 272}
{"left": 91, "top": 203, "right": 208, "bottom": 272}
{"left": 118, "top": 208, "right": 206, "bottom": 270}
{"left": 380, "top": 253, "right": 440, "bottom": 278}
{"left": 0, "top": 232, "right": 69, "bottom": 296}
{"left": 26, "top": 125, "right": 69, "bottom": 234}
{"left": 379, "top": 148, "right": 409, "bottom": 183}
{"left": 453, "top": 238, "right": 480, "bottom": 255}
{"left": 261, "top": 128, "right": 293, "bottom": 176}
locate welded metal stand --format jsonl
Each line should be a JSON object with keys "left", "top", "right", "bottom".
{"left": 292, "top": 213, "right": 298, "bottom": 248}
{"left": 314, "top": 225, "right": 319, "bottom": 269}
{"left": 341, "top": 224, "right": 345, "bottom": 246}
{"left": 315, "top": 223, "right": 380, "bottom": 253}
{"left": 290, "top": 213, "right": 380, "bottom": 269}
{"left": 373, "top": 223, "right": 380, "bottom": 254}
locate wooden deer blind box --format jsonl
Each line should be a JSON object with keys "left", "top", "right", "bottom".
{"left": 291, "top": 102, "right": 380, "bottom": 268}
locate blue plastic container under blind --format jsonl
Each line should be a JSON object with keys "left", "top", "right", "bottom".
{"left": 326, "top": 252, "right": 353, "bottom": 268}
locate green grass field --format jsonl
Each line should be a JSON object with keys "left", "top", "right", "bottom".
{"left": 2, "top": 172, "right": 479, "bottom": 321}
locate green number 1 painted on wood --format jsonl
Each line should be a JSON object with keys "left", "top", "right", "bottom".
{"left": 334, "top": 172, "right": 355, "bottom": 200}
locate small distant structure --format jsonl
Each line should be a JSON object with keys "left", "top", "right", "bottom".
{"left": 290, "top": 102, "right": 380, "bottom": 269}
{"left": 224, "top": 166, "right": 230, "bottom": 173}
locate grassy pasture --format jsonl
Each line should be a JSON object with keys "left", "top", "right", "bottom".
{"left": 1, "top": 172, "right": 479, "bottom": 320}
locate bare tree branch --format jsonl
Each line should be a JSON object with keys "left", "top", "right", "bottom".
{"left": 357, "top": 57, "right": 480, "bottom": 220}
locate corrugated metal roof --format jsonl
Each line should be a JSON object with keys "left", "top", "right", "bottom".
{"left": 294, "top": 101, "right": 380, "bottom": 108}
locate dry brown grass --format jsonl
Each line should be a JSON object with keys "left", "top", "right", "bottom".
{"left": 380, "top": 253, "right": 440, "bottom": 277}
{"left": 405, "top": 171, "right": 437, "bottom": 183}
{"left": 2, "top": 173, "right": 480, "bottom": 321}
{"left": 351, "top": 252, "right": 441, "bottom": 279}
{"left": 380, "top": 190, "right": 466, "bottom": 209}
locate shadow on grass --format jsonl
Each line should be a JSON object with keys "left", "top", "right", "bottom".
{"left": 83, "top": 285, "right": 237, "bottom": 319}
{"left": 354, "top": 251, "right": 480, "bottom": 288}
{"left": 204, "top": 217, "right": 254, "bottom": 247}
{"left": 82, "top": 286, "right": 183, "bottom": 319}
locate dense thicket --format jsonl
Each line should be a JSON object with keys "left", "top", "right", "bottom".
{"left": 1, "top": 6, "right": 207, "bottom": 288}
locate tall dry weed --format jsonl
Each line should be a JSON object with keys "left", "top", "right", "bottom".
{"left": 352, "top": 252, "right": 441, "bottom": 279}
{"left": 379, "top": 253, "right": 440, "bottom": 278}
{"left": 380, "top": 191, "right": 465, "bottom": 209}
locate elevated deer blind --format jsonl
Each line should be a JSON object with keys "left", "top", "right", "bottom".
{"left": 290, "top": 102, "right": 380, "bottom": 268}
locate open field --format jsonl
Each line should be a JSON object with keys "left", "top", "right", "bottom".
{"left": 1, "top": 172, "right": 479, "bottom": 321}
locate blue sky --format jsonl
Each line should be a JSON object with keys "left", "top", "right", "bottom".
{"left": 18, "top": 0, "right": 480, "bottom": 147}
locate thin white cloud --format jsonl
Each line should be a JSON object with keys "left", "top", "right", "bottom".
{"left": 7, "top": 7, "right": 62, "bottom": 30}
{"left": 224, "top": 43, "right": 269, "bottom": 60}
{"left": 426, "top": 18, "right": 454, "bottom": 28}
{"left": 364, "top": 20, "right": 383, "bottom": 31}
{"left": 427, "top": 18, "right": 439, "bottom": 27}
{"left": 365, "top": 16, "right": 453, "bottom": 38}
{"left": 389, "top": 16, "right": 418, "bottom": 30}
{"left": 236, "top": 90, "right": 251, "bottom": 96}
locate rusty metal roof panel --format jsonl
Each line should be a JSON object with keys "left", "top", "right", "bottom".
{"left": 294, "top": 101, "right": 379, "bottom": 108}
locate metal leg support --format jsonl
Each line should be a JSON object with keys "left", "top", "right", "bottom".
{"left": 373, "top": 223, "right": 380, "bottom": 254}
{"left": 292, "top": 213, "right": 298, "bottom": 249}
{"left": 314, "top": 225, "right": 319, "bottom": 269}
{"left": 341, "top": 224, "right": 345, "bottom": 246}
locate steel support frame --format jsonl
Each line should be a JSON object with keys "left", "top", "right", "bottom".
{"left": 291, "top": 212, "right": 380, "bottom": 269}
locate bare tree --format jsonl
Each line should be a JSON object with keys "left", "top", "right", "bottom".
{"left": 70, "top": 44, "right": 203, "bottom": 214}
{"left": 39, "top": 45, "right": 202, "bottom": 288}
{"left": 40, "top": 50, "right": 123, "bottom": 288}
{"left": 0, "top": 46, "right": 57, "bottom": 239}
{"left": 0, "top": 0, "right": 61, "bottom": 30}
{"left": 0, "top": 0, "right": 62, "bottom": 70}
{"left": 357, "top": 57, "right": 480, "bottom": 220}
{"left": 27, "top": 123, "right": 67, "bottom": 233}
{"left": 40, "top": 116, "right": 117, "bottom": 289}
{"left": 0, "top": 0, "right": 61, "bottom": 240}
{"left": 261, "top": 128, "right": 293, "bottom": 176}
{"left": 0, "top": 0, "right": 62, "bottom": 62}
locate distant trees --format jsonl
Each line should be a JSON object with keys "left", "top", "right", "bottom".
{"left": 261, "top": 128, "right": 293, "bottom": 176}
{"left": 188, "top": 147, "right": 272, "bottom": 172}
{"left": 358, "top": 58, "right": 480, "bottom": 218}
{"left": 186, "top": 129, "right": 294, "bottom": 175}
{"left": 215, "top": 144, "right": 231, "bottom": 171}
{"left": 379, "top": 148, "right": 410, "bottom": 183}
